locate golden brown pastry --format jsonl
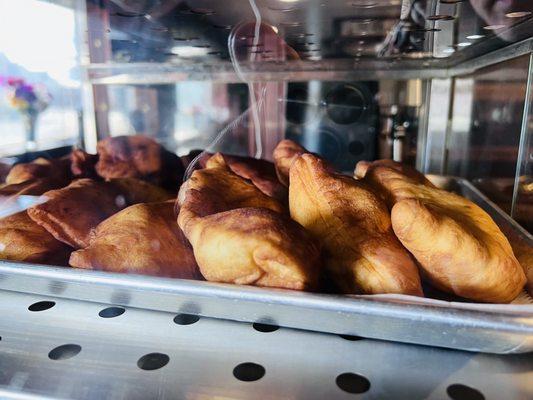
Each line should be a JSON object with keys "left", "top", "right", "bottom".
{"left": 289, "top": 154, "right": 423, "bottom": 296}
{"left": 0, "top": 211, "right": 71, "bottom": 265}
{"left": 205, "top": 153, "right": 287, "bottom": 202}
{"left": 180, "top": 149, "right": 210, "bottom": 172}
{"left": 180, "top": 154, "right": 285, "bottom": 220}
{"left": 6, "top": 157, "right": 71, "bottom": 185}
{"left": 70, "top": 148, "right": 99, "bottom": 179}
{"left": 27, "top": 178, "right": 171, "bottom": 249}
{"left": 0, "top": 178, "right": 67, "bottom": 198}
{"left": 354, "top": 159, "right": 434, "bottom": 187}
{"left": 95, "top": 135, "right": 183, "bottom": 190}
{"left": 110, "top": 178, "right": 172, "bottom": 205}
{"left": 178, "top": 156, "right": 320, "bottom": 290}
{"left": 273, "top": 139, "right": 308, "bottom": 186}
{"left": 364, "top": 165, "right": 526, "bottom": 303}
{"left": 70, "top": 201, "right": 200, "bottom": 279}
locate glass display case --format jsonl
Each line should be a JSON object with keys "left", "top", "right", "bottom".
{"left": 0, "top": 1, "right": 532, "bottom": 399}
{"left": 3, "top": 0, "right": 529, "bottom": 222}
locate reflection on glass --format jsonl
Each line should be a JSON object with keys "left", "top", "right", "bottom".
{"left": 512, "top": 57, "right": 533, "bottom": 233}
{"left": 103, "top": 82, "right": 249, "bottom": 155}
{"left": 447, "top": 55, "right": 529, "bottom": 217}
{"left": 0, "top": 0, "right": 81, "bottom": 156}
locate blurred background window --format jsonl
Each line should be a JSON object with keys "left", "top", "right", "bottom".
{"left": 0, "top": 0, "right": 81, "bottom": 156}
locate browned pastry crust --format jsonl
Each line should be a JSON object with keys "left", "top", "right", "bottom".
{"left": 70, "top": 149, "right": 99, "bottom": 179}
{"left": 273, "top": 139, "right": 308, "bottom": 186}
{"left": 0, "top": 211, "right": 71, "bottom": 265}
{"left": 354, "top": 159, "right": 435, "bottom": 187}
{"left": 205, "top": 153, "right": 287, "bottom": 202}
{"left": 95, "top": 135, "right": 184, "bottom": 190}
{"left": 6, "top": 157, "right": 71, "bottom": 185}
{"left": 364, "top": 165, "right": 526, "bottom": 303}
{"left": 27, "top": 178, "right": 172, "bottom": 249}
{"left": 179, "top": 155, "right": 285, "bottom": 224}
{"left": 70, "top": 201, "right": 200, "bottom": 279}
{"left": 180, "top": 149, "right": 211, "bottom": 172}
{"left": 0, "top": 178, "right": 67, "bottom": 198}
{"left": 289, "top": 154, "right": 423, "bottom": 296}
{"left": 178, "top": 156, "right": 320, "bottom": 290}
{"left": 110, "top": 178, "right": 173, "bottom": 205}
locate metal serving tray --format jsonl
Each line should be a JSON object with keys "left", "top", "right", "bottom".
{"left": 0, "top": 176, "right": 531, "bottom": 354}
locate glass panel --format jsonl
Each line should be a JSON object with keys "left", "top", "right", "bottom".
{"left": 100, "top": 82, "right": 249, "bottom": 155}
{"left": 446, "top": 54, "right": 530, "bottom": 216}
{"left": 94, "top": 78, "right": 425, "bottom": 172}
{"left": 79, "top": 0, "right": 533, "bottom": 85}
{"left": 0, "top": 0, "right": 82, "bottom": 156}
{"left": 512, "top": 54, "right": 533, "bottom": 232}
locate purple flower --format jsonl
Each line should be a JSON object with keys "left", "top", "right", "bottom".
{"left": 15, "top": 85, "right": 37, "bottom": 103}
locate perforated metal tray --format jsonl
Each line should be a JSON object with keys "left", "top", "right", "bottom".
{"left": 0, "top": 176, "right": 531, "bottom": 354}
{"left": 2, "top": 290, "right": 533, "bottom": 400}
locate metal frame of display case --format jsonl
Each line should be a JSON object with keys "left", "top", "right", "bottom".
{"left": 1, "top": 1, "right": 533, "bottom": 398}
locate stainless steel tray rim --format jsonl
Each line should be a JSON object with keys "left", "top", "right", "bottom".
{"left": 2, "top": 261, "right": 532, "bottom": 335}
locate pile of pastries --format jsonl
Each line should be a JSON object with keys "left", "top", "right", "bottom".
{"left": 0, "top": 135, "right": 529, "bottom": 304}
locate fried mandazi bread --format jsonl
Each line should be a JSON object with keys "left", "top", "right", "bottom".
{"left": 179, "top": 153, "right": 285, "bottom": 224}
{"left": 95, "top": 135, "right": 183, "bottom": 190}
{"left": 27, "top": 178, "right": 171, "bottom": 249}
{"left": 0, "top": 211, "right": 71, "bottom": 265}
{"left": 364, "top": 164, "right": 526, "bottom": 303}
{"left": 70, "top": 201, "right": 200, "bottom": 279}
{"left": 354, "top": 159, "right": 434, "bottom": 187}
{"left": 6, "top": 157, "right": 71, "bottom": 185}
{"left": 273, "top": 139, "right": 308, "bottom": 187}
{"left": 178, "top": 154, "right": 320, "bottom": 290}
{"left": 289, "top": 153, "right": 423, "bottom": 296}
{"left": 206, "top": 153, "right": 287, "bottom": 202}
{"left": 0, "top": 177, "right": 67, "bottom": 198}
{"left": 70, "top": 148, "right": 99, "bottom": 179}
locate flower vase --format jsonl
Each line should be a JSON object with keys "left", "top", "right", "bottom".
{"left": 22, "top": 111, "right": 38, "bottom": 151}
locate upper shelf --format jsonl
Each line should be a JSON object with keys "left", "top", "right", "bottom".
{"left": 77, "top": 0, "right": 533, "bottom": 83}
